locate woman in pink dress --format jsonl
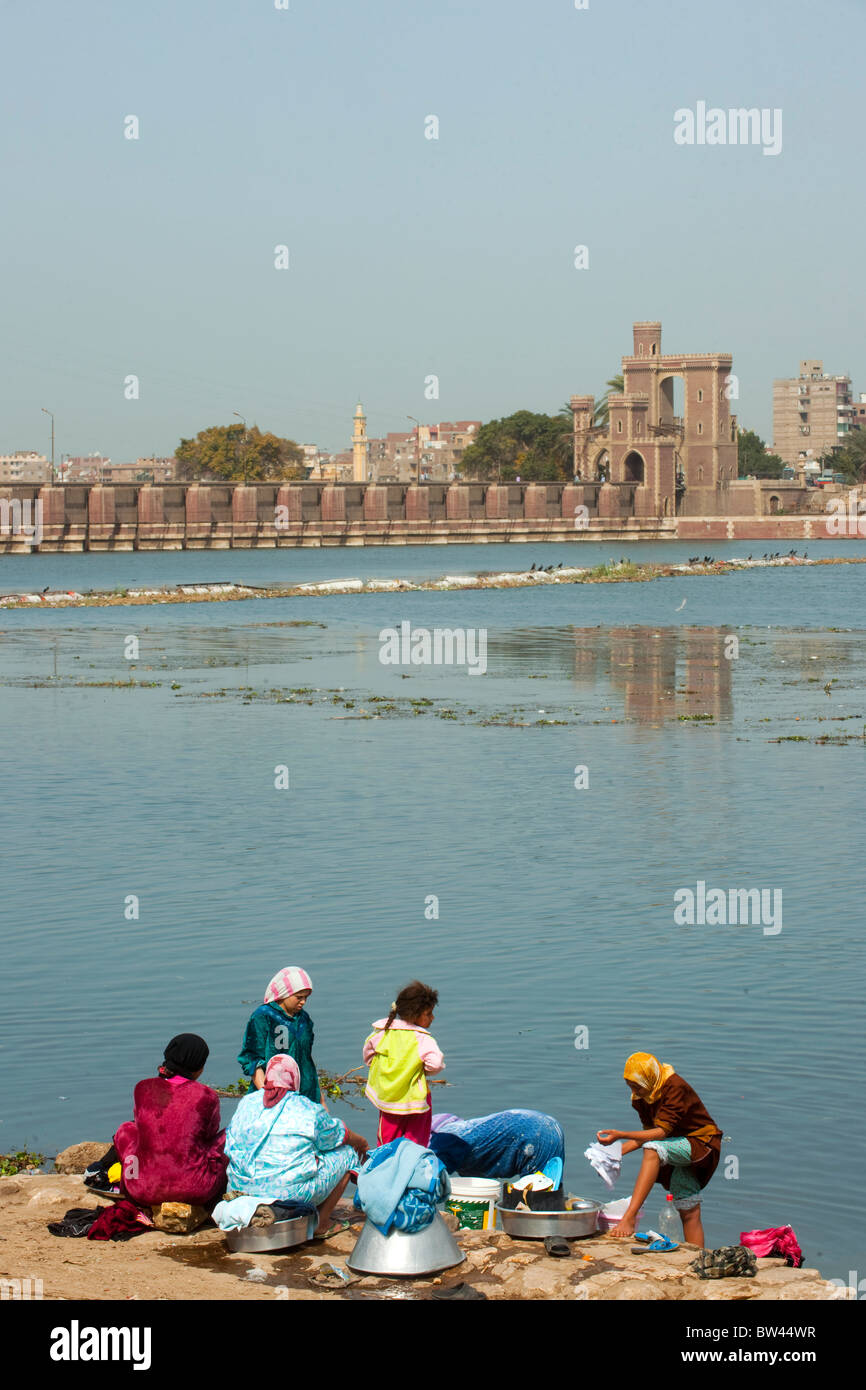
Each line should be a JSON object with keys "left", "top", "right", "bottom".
{"left": 113, "top": 1033, "right": 228, "bottom": 1207}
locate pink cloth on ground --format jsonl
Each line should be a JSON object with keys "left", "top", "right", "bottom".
{"left": 739, "top": 1225, "right": 803, "bottom": 1268}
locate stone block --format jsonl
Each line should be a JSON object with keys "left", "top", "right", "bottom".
{"left": 485, "top": 484, "right": 510, "bottom": 520}
{"left": 150, "top": 1202, "right": 210, "bottom": 1234}
{"left": 405, "top": 485, "right": 429, "bottom": 522}
{"left": 321, "top": 486, "right": 346, "bottom": 522}
{"left": 445, "top": 484, "right": 471, "bottom": 520}
{"left": 363, "top": 486, "right": 389, "bottom": 522}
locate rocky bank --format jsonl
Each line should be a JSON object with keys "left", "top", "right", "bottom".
{"left": 0, "top": 1155, "right": 837, "bottom": 1302}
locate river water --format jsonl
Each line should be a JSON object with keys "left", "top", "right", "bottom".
{"left": 1, "top": 539, "right": 863, "bottom": 1280}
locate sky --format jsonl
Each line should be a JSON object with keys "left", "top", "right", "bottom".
{"left": 1, "top": 0, "right": 863, "bottom": 462}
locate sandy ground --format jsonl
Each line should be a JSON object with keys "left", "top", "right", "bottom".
{"left": 0, "top": 1174, "right": 837, "bottom": 1302}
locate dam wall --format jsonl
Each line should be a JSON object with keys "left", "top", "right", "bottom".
{"left": 0, "top": 480, "right": 835, "bottom": 551}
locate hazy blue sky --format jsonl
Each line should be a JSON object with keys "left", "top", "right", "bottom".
{"left": 1, "top": 0, "right": 863, "bottom": 461}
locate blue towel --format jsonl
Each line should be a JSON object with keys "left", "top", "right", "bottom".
{"left": 354, "top": 1139, "right": 450, "bottom": 1235}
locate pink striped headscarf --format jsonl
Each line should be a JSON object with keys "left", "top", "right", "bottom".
{"left": 263, "top": 1054, "right": 301, "bottom": 1108}
{"left": 264, "top": 966, "right": 313, "bottom": 1005}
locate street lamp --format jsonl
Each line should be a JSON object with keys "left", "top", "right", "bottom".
{"left": 407, "top": 415, "right": 422, "bottom": 486}
{"left": 41, "top": 408, "right": 55, "bottom": 482}
{"left": 233, "top": 412, "right": 247, "bottom": 479}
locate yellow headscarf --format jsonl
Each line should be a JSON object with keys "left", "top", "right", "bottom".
{"left": 623, "top": 1052, "right": 675, "bottom": 1104}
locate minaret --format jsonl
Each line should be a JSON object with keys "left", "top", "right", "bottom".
{"left": 352, "top": 400, "right": 368, "bottom": 482}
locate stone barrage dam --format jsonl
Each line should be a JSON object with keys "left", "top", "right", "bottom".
{"left": 0, "top": 480, "right": 837, "bottom": 551}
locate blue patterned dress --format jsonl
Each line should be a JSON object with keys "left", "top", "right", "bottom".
{"left": 225, "top": 1089, "right": 355, "bottom": 1206}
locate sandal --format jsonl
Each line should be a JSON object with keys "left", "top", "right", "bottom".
{"left": 544, "top": 1236, "right": 571, "bottom": 1259}
{"left": 430, "top": 1282, "right": 488, "bottom": 1301}
{"left": 310, "top": 1219, "right": 352, "bottom": 1241}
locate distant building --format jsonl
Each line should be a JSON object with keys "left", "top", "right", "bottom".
{"left": 852, "top": 393, "right": 866, "bottom": 433}
{"left": 102, "top": 458, "right": 177, "bottom": 483}
{"left": 367, "top": 420, "right": 480, "bottom": 481}
{"left": 62, "top": 454, "right": 111, "bottom": 482}
{"left": 773, "top": 361, "right": 854, "bottom": 468}
{"left": 0, "top": 451, "right": 50, "bottom": 483}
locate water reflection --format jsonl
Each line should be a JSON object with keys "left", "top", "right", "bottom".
{"left": 493, "top": 624, "right": 859, "bottom": 724}
{"left": 573, "top": 627, "right": 733, "bottom": 723}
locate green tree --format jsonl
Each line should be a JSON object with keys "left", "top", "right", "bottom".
{"left": 459, "top": 410, "right": 574, "bottom": 481}
{"left": 175, "top": 424, "right": 305, "bottom": 481}
{"left": 818, "top": 432, "right": 866, "bottom": 481}
{"left": 737, "top": 428, "right": 786, "bottom": 479}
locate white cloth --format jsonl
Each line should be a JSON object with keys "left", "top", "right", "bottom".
{"left": 211, "top": 1195, "right": 264, "bottom": 1230}
{"left": 584, "top": 1139, "right": 622, "bottom": 1190}
{"left": 509, "top": 1171, "right": 554, "bottom": 1193}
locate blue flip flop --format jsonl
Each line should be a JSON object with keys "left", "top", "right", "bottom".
{"left": 633, "top": 1234, "right": 679, "bottom": 1252}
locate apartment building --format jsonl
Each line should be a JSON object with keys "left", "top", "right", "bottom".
{"left": 0, "top": 451, "right": 51, "bottom": 483}
{"left": 102, "top": 458, "right": 177, "bottom": 483}
{"left": 773, "top": 360, "right": 854, "bottom": 468}
{"left": 368, "top": 421, "right": 480, "bottom": 481}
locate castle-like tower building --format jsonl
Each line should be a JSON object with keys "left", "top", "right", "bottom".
{"left": 572, "top": 322, "right": 738, "bottom": 517}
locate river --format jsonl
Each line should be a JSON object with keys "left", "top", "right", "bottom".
{"left": 1, "top": 538, "right": 863, "bottom": 1279}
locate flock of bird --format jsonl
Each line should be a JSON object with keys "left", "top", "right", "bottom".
{"left": 525, "top": 551, "right": 810, "bottom": 573}
{"left": 686, "top": 549, "right": 807, "bottom": 564}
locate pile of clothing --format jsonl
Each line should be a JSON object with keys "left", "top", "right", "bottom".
{"left": 49, "top": 1202, "right": 154, "bottom": 1241}
{"left": 354, "top": 1139, "right": 449, "bottom": 1235}
{"left": 212, "top": 1195, "right": 317, "bottom": 1232}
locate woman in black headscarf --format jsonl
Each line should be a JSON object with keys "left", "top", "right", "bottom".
{"left": 90, "top": 1034, "right": 228, "bottom": 1207}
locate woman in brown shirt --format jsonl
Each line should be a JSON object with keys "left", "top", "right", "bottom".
{"left": 596, "top": 1051, "right": 721, "bottom": 1246}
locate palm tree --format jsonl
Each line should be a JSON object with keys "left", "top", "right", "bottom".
{"left": 593, "top": 375, "right": 624, "bottom": 429}
{"left": 552, "top": 403, "right": 577, "bottom": 474}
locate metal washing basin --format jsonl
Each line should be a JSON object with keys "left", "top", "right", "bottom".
{"left": 346, "top": 1211, "right": 465, "bottom": 1277}
{"left": 495, "top": 1199, "right": 602, "bottom": 1240}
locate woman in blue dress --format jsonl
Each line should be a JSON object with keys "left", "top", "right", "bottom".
{"left": 238, "top": 966, "right": 321, "bottom": 1102}
{"left": 216, "top": 1054, "right": 367, "bottom": 1236}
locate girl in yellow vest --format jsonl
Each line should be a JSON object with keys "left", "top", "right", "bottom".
{"left": 363, "top": 981, "right": 444, "bottom": 1146}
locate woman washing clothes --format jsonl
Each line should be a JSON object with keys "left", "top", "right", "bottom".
{"left": 430, "top": 1110, "right": 565, "bottom": 1183}
{"left": 238, "top": 966, "right": 322, "bottom": 1102}
{"left": 216, "top": 1054, "right": 368, "bottom": 1237}
{"left": 90, "top": 1033, "right": 228, "bottom": 1208}
{"left": 596, "top": 1050, "right": 722, "bottom": 1247}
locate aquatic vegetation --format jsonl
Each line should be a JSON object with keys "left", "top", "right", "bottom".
{"left": 1, "top": 1149, "right": 44, "bottom": 1176}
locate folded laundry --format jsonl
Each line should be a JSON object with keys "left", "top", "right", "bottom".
{"left": 690, "top": 1245, "right": 757, "bottom": 1279}
{"left": 354, "top": 1138, "right": 449, "bottom": 1235}
{"left": 212, "top": 1195, "right": 267, "bottom": 1231}
{"left": 270, "top": 1199, "right": 318, "bottom": 1223}
{"left": 584, "top": 1139, "right": 622, "bottom": 1190}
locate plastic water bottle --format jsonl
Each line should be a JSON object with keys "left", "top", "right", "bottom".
{"left": 658, "top": 1193, "right": 680, "bottom": 1240}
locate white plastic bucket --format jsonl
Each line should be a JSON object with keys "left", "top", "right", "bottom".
{"left": 597, "top": 1198, "right": 646, "bottom": 1232}
{"left": 445, "top": 1176, "right": 502, "bottom": 1231}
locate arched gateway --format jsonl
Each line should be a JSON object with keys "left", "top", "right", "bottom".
{"left": 571, "top": 322, "right": 738, "bottom": 519}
